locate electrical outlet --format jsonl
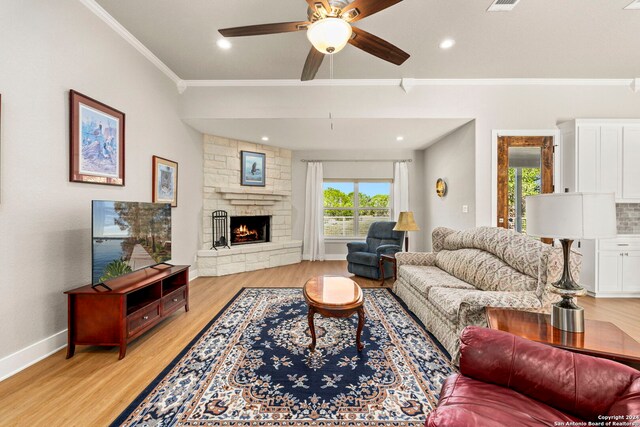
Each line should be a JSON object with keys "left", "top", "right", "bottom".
{"left": 462, "top": 205, "right": 469, "bottom": 213}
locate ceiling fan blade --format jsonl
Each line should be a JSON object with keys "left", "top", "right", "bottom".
{"left": 348, "top": 27, "right": 409, "bottom": 65}
{"left": 301, "top": 47, "right": 325, "bottom": 81}
{"left": 219, "top": 21, "right": 309, "bottom": 37}
{"left": 306, "top": 0, "right": 333, "bottom": 15}
{"left": 342, "top": 0, "right": 402, "bottom": 22}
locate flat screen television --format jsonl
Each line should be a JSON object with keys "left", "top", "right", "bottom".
{"left": 92, "top": 200, "right": 171, "bottom": 284}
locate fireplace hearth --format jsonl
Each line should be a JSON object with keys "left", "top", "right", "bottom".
{"left": 230, "top": 216, "right": 271, "bottom": 245}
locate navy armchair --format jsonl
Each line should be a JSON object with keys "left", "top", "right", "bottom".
{"left": 346, "top": 221, "right": 405, "bottom": 280}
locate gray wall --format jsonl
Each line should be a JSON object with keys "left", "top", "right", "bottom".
{"left": 291, "top": 149, "right": 426, "bottom": 257}
{"left": 423, "top": 122, "right": 477, "bottom": 249}
{"left": 0, "top": 1, "right": 203, "bottom": 359}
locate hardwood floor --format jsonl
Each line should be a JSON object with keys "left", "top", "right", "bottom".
{"left": 0, "top": 261, "right": 638, "bottom": 426}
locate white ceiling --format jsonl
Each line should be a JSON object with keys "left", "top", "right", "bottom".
{"left": 182, "top": 118, "right": 472, "bottom": 150}
{"left": 95, "top": 0, "right": 640, "bottom": 80}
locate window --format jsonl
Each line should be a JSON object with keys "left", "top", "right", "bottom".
{"left": 323, "top": 180, "right": 392, "bottom": 238}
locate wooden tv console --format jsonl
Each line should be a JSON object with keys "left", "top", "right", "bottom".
{"left": 65, "top": 264, "right": 190, "bottom": 359}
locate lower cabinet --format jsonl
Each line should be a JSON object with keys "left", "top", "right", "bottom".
{"left": 622, "top": 252, "right": 640, "bottom": 292}
{"left": 598, "top": 252, "right": 622, "bottom": 293}
{"left": 594, "top": 239, "right": 640, "bottom": 297}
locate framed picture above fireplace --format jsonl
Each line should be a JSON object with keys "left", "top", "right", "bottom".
{"left": 241, "top": 151, "right": 266, "bottom": 187}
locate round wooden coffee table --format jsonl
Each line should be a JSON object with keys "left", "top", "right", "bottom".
{"left": 303, "top": 276, "right": 365, "bottom": 351}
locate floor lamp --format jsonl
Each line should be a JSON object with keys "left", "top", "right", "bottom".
{"left": 393, "top": 211, "right": 420, "bottom": 252}
{"left": 526, "top": 193, "right": 617, "bottom": 333}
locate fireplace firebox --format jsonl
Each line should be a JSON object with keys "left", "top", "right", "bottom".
{"left": 230, "top": 216, "right": 271, "bottom": 245}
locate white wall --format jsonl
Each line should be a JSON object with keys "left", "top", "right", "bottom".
{"left": 179, "top": 84, "right": 640, "bottom": 229}
{"left": 423, "top": 121, "right": 476, "bottom": 250}
{"left": 291, "top": 149, "right": 426, "bottom": 257}
{"left": 0, "top": 1, "right": 202, "bottom": 360}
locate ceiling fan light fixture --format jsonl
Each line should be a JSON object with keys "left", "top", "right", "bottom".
{"left": 306, "top": 18, "right": 352, "bottom": 54}
{"left": 216, "top": 38, "right": 232, "bottom": 50}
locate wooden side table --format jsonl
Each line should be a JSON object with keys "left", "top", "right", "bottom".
{"left": 378, "top": 254, "right": 397, "bottom": 286}
{"left": 486, "top": 308, "right": 640, "bottom": 366}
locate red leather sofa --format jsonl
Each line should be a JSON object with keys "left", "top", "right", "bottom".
{"left": 427, "top": 326, "right": 640, "bottom": 426}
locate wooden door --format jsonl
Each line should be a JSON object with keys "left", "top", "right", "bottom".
{"left": 497, "top": 136, "right": 554, "bottom": 234}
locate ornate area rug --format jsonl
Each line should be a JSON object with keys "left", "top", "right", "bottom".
{"left": 112, "top": 288, "right": 454, "bottom": 426}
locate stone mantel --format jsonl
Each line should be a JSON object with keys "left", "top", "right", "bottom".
{"left": 215, "top": 187, "right": 290, "bottom": 197}
{"left": 215, "top": 186, "right": 290, "bottom": 206}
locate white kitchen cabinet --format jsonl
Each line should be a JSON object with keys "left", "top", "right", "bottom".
{"left": 591, "top": 238, "right": 640, "bottom": 297}
{"left": 597, "top": 251, "right": 621, "bottom": 293}
{"left": 559, "top": 119, "right": 640, "bottom": 202}
{"left": 576, "top": 126, "right": 599, "bottom": 192}
{"left": 622, "top": 251, "right": 640, "bottom": 292}
{"left": 622, "top": 127, "right": 640, "bottom": 200}
{"left": 599, "top": 126, "right": 622, "bottom": 197}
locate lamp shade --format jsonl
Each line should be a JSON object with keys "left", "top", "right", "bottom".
{"left": 393, "top": 211, "right": 421, "bottom": 232}
{"left": 525, "top": 193, "right": 617, "bottom": 239}
{"left": 306, "top": 18, "right": 352, "bottom": 54}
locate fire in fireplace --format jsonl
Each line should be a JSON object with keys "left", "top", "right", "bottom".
{"left": 230, "top": 215, "right": 270, "bottom": 245}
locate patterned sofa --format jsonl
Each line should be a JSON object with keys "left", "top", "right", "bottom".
{"left": 393, "top": 226, "right": 581, "bottom": 363}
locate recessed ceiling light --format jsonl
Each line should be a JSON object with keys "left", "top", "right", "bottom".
{"left": 439, "top": 38, "right": 455, "bottom": 50}
{"left": 261, "top": 136, "right": 269, "bottom": 142}
{"left": 396, "top": 136, "right": 404, "bottom": 141}
{"left": 216, "top": 38, "right": 232, "bottom": 50}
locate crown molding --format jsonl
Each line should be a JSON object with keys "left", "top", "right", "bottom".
{"left": 78, "top": 0, "right": 638, "bottom": 95}
{"left": 79, "top": 0, "right": 185, "bottom": 92}
{"left": 182, "top": 78, "right": 636, "bottom": 90}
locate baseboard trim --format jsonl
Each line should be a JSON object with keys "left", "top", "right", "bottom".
{"left": 0, "top": 330, "right": 67, "bottom": 383}
{"left": 324, "top": 254, "right": 347, "bottom": 261}
{"left": 0, "top": 270, "right": 201, "bottom": 383}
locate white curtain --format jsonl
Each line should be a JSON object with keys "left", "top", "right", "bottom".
{"left": 393, "top": 161, "right": 409, "bottom": 220}
{"left": 303, "top": 162, "right": 325, "bottom": 261}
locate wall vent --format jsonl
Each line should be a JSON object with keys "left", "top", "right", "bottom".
{"left": 487, "top": 0, "right": 521, "bottom": 12}
{"left": 624, "top": 0, "right": 640, "bottom": 10}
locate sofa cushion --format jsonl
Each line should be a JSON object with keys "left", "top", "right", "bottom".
{"left": 435, "top": 249, "right": 537, "bottom": 292}
{"left": 427, "top": 374, "right": 583, "bottom": 427}
{"left": 346, "top": 251, "right": 378, "bottom": 267}
{"left": 427, "top": 288, "right": 470, "bottom": 323}
{"left": 441, "top": 226, "right": 549, "bottom": 280}
{"left": 398, "top": 266, "right": 475, "bottom": 298}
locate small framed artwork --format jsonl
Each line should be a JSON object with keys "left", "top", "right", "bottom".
{"left": 241, "top": 150, "right": 266, "bottom": 187}
{"left": 153, "top": 156, "right": 178, "bottom": 207}
{"left": 69, "top": 90, "right": 125, "bottom": 185}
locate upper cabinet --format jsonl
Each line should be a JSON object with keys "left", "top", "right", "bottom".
{"left": 623, "top": 127, "right": 640, "bottom": 200}
{"left": 559, "top": 119, "right": 640, "bottom": 202}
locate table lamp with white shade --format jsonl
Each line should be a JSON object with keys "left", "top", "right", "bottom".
{"left": 526, "top": 193, "right": 617, "bottom": 333}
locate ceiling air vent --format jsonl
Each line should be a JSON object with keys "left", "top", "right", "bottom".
{"left": 624, "top": 0, "right": 640, "bottom": 10}
{"left": 487, "top": 0, "right": 521, "bottom": 12}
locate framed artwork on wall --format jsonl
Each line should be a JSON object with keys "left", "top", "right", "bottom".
{"left": 241, "top": 150, "right": 266, "bottom": 187}
{"left": 153, "top": 155, "right": 178, "bottom": 207}
{"left": 69, "top": 90, "right": 125, "bottom": 186}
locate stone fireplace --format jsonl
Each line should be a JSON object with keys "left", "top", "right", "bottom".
{"left": 197, "top": 135, "right": 302, "bottom": 276}
{"left": 230, "top": 216, "right": 270, "bottom": 245}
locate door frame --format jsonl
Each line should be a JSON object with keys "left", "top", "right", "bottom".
{"left": 491, "top": 129, "right": 561, "bottom": 227}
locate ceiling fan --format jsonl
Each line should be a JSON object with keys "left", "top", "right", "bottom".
{"left": 219, "top": 0, "right": 410, "bottom": 81}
